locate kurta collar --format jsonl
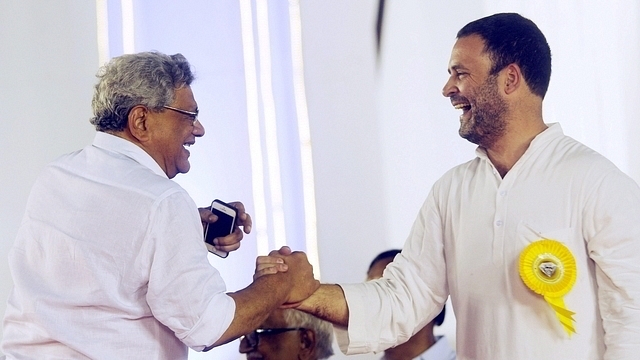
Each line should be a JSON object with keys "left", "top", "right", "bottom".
{"left": 474, "top": 122, "right": 564, "bottom": 160}
{"left": 92, "top": 131, "right": 168, "bottom": 179}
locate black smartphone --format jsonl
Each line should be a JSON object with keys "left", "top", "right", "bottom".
{"left": 204, "top": 199, "right": 238, "bottom": 258}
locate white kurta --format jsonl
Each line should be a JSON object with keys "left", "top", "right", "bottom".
{"left": 380, "top": 335, "right": 456, "bottom": 360}
{"left": 2, "top": 132, "right": 235, "bottom": 359}
{"left": 338, "top": 124, "right": 640, "bottom": 359}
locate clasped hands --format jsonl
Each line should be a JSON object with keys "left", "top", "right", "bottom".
{"left": 255, "top": 246, "right": 320, "bottom": 307}
{"left": 199, "top": 202, "right": 318, "bottom": 305}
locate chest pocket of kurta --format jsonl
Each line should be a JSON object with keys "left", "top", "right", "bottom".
{"left": 516, "top": 222, "right": 575, "bottom": 248}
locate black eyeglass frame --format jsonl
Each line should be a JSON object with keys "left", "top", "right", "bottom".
{"left": 163, "top": 105, "right": 199, "bottom": 123}
{"left": 242, "top": 327, "right": 307, "bottom": 348}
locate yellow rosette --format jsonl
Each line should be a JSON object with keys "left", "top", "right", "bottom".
{"left": 519, "top": 239, "right": 577, "bottom": 336}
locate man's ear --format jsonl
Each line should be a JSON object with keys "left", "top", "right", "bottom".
{"left": 127, "top": 105, "right": 150, "bottom": 142}
{"left": 298, "top": 329, "right": 316, "bottom": 359}
{"left": 502, "top": 63, "right": 523, "bottom": 95}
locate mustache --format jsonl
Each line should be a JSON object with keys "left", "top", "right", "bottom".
{"left": 450, "top": 95, "right": 470, "bottom": 105}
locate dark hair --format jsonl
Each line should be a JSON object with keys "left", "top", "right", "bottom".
{"left": 368, "top": 249, "right": 446, "bottom": 326}
{"left": 90, "top": 51, "right": 195, "bottom": 132}
{"left": 457, "top": 13, "right": 551, "bottom": 98}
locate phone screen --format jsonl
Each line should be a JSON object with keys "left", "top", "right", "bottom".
{"left": 204, "top": 200, "right": 237, "bottom": 258}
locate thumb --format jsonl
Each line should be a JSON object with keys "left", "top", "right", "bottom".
{"left": 278, "top": 246, "right": 292, "bottom": 255}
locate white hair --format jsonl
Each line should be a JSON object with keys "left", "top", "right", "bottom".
{"left": 90, "top": 51, "right": 194, "bottom": 132}
{"left": 282, "top": 309, "right": 334, "bottom": 359}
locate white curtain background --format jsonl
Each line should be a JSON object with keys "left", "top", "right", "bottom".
{"left": 1, "top": 1, "right": 638, "bottom": 359}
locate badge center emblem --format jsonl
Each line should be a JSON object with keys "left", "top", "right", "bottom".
{"left": 539, "top": 262, "right": 557, "bottom": 277}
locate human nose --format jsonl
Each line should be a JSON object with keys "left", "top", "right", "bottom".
{"left": 442, "top": 75, "right": 457, "bottom": 98}
{"left": 193, "top": 119, "right": 205, "bottom": 137}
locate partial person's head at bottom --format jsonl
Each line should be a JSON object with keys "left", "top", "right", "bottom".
{"left": 368, "top": 249, "right": 446, "bottom": 327}
{"left": 368, "top": 249, "right": 448, "bottom": 360}
{"left": 239, "top": 308, "right": 334, "bottom": 360}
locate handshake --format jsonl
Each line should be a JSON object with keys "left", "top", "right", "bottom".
{"left": 253, "top": 246, "right": 321, "bottom": 307}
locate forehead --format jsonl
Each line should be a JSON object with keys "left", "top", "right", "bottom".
{"left": 172, "top": 85, "right": 197, "bottom": 109}
{"left": 448, "top": 34, "right": 492, "bottom": 73}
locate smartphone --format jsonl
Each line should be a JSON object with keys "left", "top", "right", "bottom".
{"left": 204, "top": 199, "right": 238, "bottom": 258}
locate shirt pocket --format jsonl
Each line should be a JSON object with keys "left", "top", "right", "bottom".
{"left": 516, "top": 221, "right": 574, "bottom": 247}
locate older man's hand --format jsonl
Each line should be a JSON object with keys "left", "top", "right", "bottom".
{"left": 254, "top": 246, "right": 319, "bottom": 305}
{"left": 198, "top": 201, "right": 253, "bottom": 254}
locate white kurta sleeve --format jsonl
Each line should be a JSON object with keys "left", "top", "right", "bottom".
{"left": 584, "top": 169, "right": 640, "bottom": 359}
{"left": 143, "top": 190, "right": 235, "bottom": 351}
{"left": 339, "top": 190, "right": 449, "bottom": 354}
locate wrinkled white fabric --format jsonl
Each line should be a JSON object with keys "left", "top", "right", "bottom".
{"left": 380, "top": 335, "right": 455, "bottom": 360}
{"left": 338, "top": 124, "right": 640, "bottom": 360}
{"left": 2, "top": 132, "right": 235, "bottom": 359}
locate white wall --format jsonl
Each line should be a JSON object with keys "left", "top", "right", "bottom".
{"left": 297, "top": 2, "right": 390, "bottom": 358}
{"left": 0, "top": 0, "right": 98, "bottom": 346}
{"left": 299, "top": 0, "right": 386, "bottom": 284}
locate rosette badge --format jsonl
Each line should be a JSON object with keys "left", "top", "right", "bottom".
{"left": 519, "top": 239, "right": 577, "bottom": 336}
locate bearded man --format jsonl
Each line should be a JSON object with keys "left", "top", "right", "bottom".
{"left": 266, "top": 13, "right": 640, "bottom": 360}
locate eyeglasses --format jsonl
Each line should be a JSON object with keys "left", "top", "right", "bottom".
{"left": 241, "top": 327, "right": 306, "bottom": 348}
{"left": 163, "top": 105, "right": 199, "bottom": 123}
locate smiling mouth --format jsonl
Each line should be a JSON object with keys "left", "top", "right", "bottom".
{"left": 182, "top": 142, "right": 194, "bottom": 156}
{"left": 453, "top": 103, "right": 472, "bottom": 120}
{"left": 453, "top": 103, "right": 471, "bottom": 112}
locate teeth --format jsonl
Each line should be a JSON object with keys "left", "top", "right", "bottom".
{"left": 454, "top": 104, "right": 470, "bottom": 110}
